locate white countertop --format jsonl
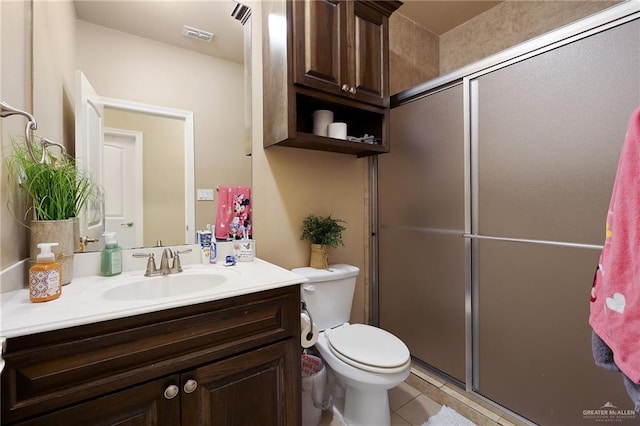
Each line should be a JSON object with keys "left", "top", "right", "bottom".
{"left": 0, "top": 258, "right": 307, "bottom": 339}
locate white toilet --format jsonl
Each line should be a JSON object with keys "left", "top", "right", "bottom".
{"left": 293, "top": 264, "right": 411, "bottom": 426}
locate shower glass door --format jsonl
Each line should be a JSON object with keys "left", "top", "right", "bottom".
{"left": 379, "top": 83, "right": 466, "bottom": 383}
{"left": 469, "top": 18, "right": 640, "bottom": 425}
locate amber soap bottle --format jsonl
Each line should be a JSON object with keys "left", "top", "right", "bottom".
{"left": 29, "top": 242, "right": 62, "bottom": 303}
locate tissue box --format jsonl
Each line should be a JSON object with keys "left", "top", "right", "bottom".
{"left": 233, "top": 240, "right": 255, "bottom": 262}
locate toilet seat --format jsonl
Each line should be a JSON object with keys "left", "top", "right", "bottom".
{"left": 326, "top": 324, "right": 411, "bottom": 374}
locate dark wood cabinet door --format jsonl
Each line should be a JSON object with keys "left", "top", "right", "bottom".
{"left": 181, "top": 340, "right": 300, "bottom": 426}
{"left": 351, "top": 1, "right": 387, "bottom": 106}
{"left": 293, "top": 1, "right": 388, "bottom": 107}
{"left": 293, "top": 0, "right": 348, "bottom": 96}
{"left": 15, "top": 376, "right": 181, "bottom": 426}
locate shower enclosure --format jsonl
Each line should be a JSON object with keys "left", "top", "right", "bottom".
{"left": 378, "top": 11, "right": 640, "bottom": 425}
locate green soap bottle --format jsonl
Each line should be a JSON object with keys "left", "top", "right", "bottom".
{"left": 101, "top": 232, "right": 123, "bottom": 276}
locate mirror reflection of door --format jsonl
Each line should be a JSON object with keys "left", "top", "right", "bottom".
{"left": 103, "top": 129, "right": 143, "bottom": 248}
{"left": 75, "top": 71, "right": 105, "bottom": 248}
{"left": 103, "top": 107, "right": 187, "bottom": 248}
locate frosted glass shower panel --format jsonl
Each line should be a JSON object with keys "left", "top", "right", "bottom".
{"left": 380, "top": 84, "right": 464, "bottom": 230}
{"left": 475, "top": 19, "right": 640, "bottom": 245}
{"left": 476, "top": 240, "right": 634, "bottom": 425}
{"left": 379, "top": 228, "right": 465, "bottom": 382}
{"left": 379, "top": 84, "right": 465, "bottom": 382}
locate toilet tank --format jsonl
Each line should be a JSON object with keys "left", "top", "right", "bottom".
{"left": 292, "top": 264, "right": 360, "bottom": 331}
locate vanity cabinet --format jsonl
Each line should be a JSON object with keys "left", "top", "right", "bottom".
{"left": 1, "top": 285, "right": 301, "bottom": 425}
{"left": 262, "top": 0, "right": 401, "bottom": 157}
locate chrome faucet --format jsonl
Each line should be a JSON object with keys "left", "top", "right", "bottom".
{"left": 159, "top": 248, "right": 175, "bottom": 275}
{"left": 133, "top": 248, "right": 192, "bottom": 277}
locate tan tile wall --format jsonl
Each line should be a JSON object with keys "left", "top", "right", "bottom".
{"left": 389, "top": 12, "right": 440, "bottom": 95}
{"left": 439, "top": 0, "right": 622, "bottom": 75}
{"left": 389, "top": 1, "right": 621, "bottom": 96}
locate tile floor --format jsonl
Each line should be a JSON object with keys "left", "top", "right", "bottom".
{"left": 317, "top": 366, "right": 529, "bottom": 426}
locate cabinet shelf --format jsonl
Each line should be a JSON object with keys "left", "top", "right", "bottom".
{"left": 279, "top": 132, "right": 388, "bottom": 157}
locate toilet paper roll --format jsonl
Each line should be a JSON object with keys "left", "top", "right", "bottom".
{"left": 312, "top": 110, "right": 333, "bottom": 136}
{"left": 301, "top": 312, "right": 319, "bottom": 348}
{"left": 328, "top": 122, "right": 347, "bottom": 139}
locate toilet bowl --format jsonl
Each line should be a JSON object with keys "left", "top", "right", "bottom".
{"left": 316, "top": 324, "right": 410, "bottom": 425}
{"left": 292, "top": 265, "right": 411, "bottom": 426}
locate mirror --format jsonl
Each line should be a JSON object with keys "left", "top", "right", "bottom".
{"left": 75, "top": 77, "right": 196, "bottom": 249}
{"left": 33, "top": 0, "right": 251, "bottom": 251}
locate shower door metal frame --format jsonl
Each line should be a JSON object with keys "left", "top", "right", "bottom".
{"left": 462, "top": 6, "right": 639, "bottom": 398}
{"left": 375, "top": 1, "right": 640, "bottom": 422}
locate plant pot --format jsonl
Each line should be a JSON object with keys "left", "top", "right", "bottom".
{"left": 30, "top": 219, "right": 75, "bottom": 285}
{"left": 310, "top": 244, "right": 329, "bottom": 269}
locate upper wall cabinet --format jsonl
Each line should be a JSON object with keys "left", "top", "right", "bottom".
{"left": 262, "top": 0, "right": 402, "bottom": 157}
{"left": 293, "top": 0, "right": 392, "bottom": 107}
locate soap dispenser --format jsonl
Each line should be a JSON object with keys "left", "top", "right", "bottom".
{"left": 29, "top": 242, "right": 62, "bottom": 303}
{"left": 101, "top": 232, "right": 123, "bottom": 276}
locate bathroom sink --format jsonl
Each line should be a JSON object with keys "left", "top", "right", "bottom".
{"left": 102, "top": 272, "right": 231, "bottom": 301}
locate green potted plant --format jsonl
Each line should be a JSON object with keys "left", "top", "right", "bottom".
{"left": 6, "top": 137, "right": 98, "bottom": 284}
{"left": 300, "top": 214, "right": 346, "bottom": 269}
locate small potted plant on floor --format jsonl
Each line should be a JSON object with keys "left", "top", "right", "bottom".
{"left": 300, "top": 214, "right": 346, "bottom": 269}
{"left": 6, "top": 137, "right": 98, "bottom": 284}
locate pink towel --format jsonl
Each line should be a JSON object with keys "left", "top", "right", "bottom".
{"left": 590, "top": 107, "right": 640, "bottom": 384}
{"left": 215, "top": 186, "right": 252, "bottom": 240}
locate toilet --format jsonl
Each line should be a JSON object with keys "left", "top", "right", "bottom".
{"left": 293, "top": 264, "right": 411, "bottom": 426}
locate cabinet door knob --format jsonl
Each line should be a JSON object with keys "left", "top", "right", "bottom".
{"left": 341, "top": 84, "right": 349, "bottom": 92}
{"left": 184, "top": 379, "right": 198, "bottom": 394}
{"left": 164, "top": 384, "right": 179, "bottom": 399}
{"left": 349, "top": 86, "right": 357, "bottom": 95}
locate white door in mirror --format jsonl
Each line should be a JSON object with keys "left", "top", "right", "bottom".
{"left": 103, "top": 130, "right": 143, "bottom": 249}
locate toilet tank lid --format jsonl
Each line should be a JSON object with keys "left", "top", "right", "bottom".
{"left": 291, "top": 264, "right": 359, "bottom": 283}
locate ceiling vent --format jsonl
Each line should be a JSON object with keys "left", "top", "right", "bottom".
{"left": 182, "top": 25, "right": 214, "bottom": 42}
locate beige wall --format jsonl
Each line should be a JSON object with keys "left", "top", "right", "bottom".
{"left": 1, "top": 0, "right": 34, "bottom": 269}
{"left": 76, "top": 20, "right": 250, "bottom": 236}
{"left": 104, "top": 109, "right": 185, "bottom": 247}
{"left": 32, "top": 0, "right": 76, "bottom": 149}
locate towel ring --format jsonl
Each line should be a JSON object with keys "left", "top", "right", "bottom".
{"left": 0, "top": 100, "right": 66, "bottom": 163}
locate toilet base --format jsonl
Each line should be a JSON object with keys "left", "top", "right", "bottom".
{"left": 331, "top": 385, "right": 391, "bottom": 426}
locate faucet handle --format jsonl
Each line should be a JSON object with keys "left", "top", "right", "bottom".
{"left": 173, "top": 254, "right": 184, "bottom": 273}
{"left": 172, "top": 249, "right": 192, "bottom": 273}
{"left": 133, "top": 252, "right": 157, "bottom": 276}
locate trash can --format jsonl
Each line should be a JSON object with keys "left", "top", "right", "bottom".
{"left": 301, "top": 354, "right": 326, "bottom": 426}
